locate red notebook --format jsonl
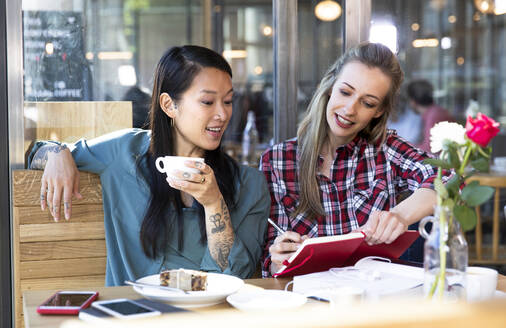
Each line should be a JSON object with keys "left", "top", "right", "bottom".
{"left": 273, "top": 230, "right": 419, "bottom": 278}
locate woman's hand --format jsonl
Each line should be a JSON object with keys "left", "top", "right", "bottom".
{"left": 359, "top": 210, "right": 408, "bottom": 245}
{"left": 165, "top": 160, "right": 220, "bottom": 207}
{"left": 36, "top": 145, "right": 82, "bottom": 221}
{"left": 269, "top": 231, "right": 308, "bottom": 275}
{"left": 166, "top": 160, "right": 235, "bottom": 270}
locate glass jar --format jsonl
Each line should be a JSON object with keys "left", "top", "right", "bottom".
{"left": 419, "top": 205, "right": 468, "bottom": 301}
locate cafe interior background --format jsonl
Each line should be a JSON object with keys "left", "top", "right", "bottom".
{"left": 1, "top": 0, "right": 506, "bottom": 326}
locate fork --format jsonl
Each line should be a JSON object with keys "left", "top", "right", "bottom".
{"left": 124, "top": 280, "right": 189, "bottom": 294}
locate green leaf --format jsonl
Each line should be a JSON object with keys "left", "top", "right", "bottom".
{"left": 444, "top": 175, "right": 460, "bottom": 198}
{"left": 470, "top": 158, "right": 490, "bottom": 173}
{"left": 442, "top": 198, "right": 455, "bottom": 209}
{"left": 454, "top": 205, "right": 477, "bottom": 232}
{"left": 424, "top": 158, "right": 452, "bottom": 170}
{"left": 442, "top": 139, "right": 457, "bottom": 152}
{"left": 461, "top": 181, "right": 495, "bottom": 206}
{"left": 447, "top": 144, "right": 461, "bottom": 169}
{"left": 434, "top": 178, "right": 448, "bottom": 199}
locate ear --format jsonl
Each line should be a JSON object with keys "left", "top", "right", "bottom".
{"left": 159, "top": 93, "right": 177, "bottom": 119}
{"left": 373, "top": 107, "right": 385, "bottom": 119}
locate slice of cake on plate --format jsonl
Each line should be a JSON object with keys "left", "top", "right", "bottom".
{"left": 160, "top": 269, "right": 207, "bottom": 291}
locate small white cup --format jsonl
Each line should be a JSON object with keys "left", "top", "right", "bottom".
{"left": 494, "top": 156, "right": 506, "bottom": 168}
{"left": 155, "top": 156, "right": 204, "bottom": 178}
{"left": 328, "top": 286, "right": 365, "bottom": 308}
{"left": 466, "top": 266, "right": 498, "bottom": 302}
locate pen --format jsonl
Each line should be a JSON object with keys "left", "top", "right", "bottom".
{"left": 267, "top": 218, "right": 286, "bottom": 235}
{"left": 308, "top": 296, "right": 330, "bottom": 303}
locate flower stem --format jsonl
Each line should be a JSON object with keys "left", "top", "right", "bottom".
{"left": 427, "top": 168, "right": 444, "bottom": 299}
{"left": 458, "top": 142, "right": 472, "bottom": 175}
{"left": 477, "top": 146, "right": 489, "bottom": 159}
{"left": 437, "top": 205, "right": 447, "bottom": 299}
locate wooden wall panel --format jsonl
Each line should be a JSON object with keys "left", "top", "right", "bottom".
{"left": 21, "top": 275, "right": 105, "bottom": 292}
{"left": 13, "top": 170, "right": 102, "bottom": 206}
{"left": 19, "top": 222, "right": 105, "bottom": 243}
{"left": 13, "top": 169, "right": 106, "bottom": 328}
{"left": 20, "top": 257, "right": 106, "bottom": 280}
{"left": 24, "top": 101, "right": 132, "bottom": 155}
{"left": 16, "top": 204, "right": 104, "bottom": 225}
{"left": 20, "top": 240, "right": 106, "bottom": 261}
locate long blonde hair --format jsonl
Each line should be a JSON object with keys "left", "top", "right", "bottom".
{"left": 294, "top": 42, "right": 404, "bottom": 220}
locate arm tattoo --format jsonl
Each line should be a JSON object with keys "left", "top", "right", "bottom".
{"left": 30, "top": 144, "right": 68, "bottom": 170}
{"left": 222, "top": 198, "right": 230, "bottom": 222}
{"left": 209, "top": 213, "right": 226, "bottom": 233}
{"left": 208, "top": 198, "right": 234, "bottom": 270}
{"left": 217, "top": 242, "right": 231, "bottom": 269}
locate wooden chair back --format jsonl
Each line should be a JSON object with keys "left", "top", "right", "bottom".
{"left": 13, "top": 170, "right": 106, "bottom": 328}
{"left": 467, "top": 174, "right": 506, "bottom": 265}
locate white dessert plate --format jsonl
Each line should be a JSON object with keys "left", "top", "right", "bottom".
{"left": 133, "top": 273, "right": 244, "bottom": 308}
{"left": 226, "top": 290, "right": 307, "bottom": 311}
{"left": 494, "top": 290, "right": 506, "bottom": 298}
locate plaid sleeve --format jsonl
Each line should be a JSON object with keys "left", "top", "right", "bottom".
{"left": 386, "top": 134, "right": 452, "bottom": 193}
{"left": 258, "top": 145, "right": 294, "bottom": 277}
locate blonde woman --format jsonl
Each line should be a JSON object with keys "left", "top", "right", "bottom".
{"left": 261, "top": 42, "right": 448, "bottom": 277}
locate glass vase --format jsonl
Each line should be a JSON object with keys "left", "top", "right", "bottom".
{"left": 419, "top": 205, "right": 468, "bottom": 301}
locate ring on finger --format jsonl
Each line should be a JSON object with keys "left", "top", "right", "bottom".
{"left": 200, "top": 176, "right": 206, "bottom": 184}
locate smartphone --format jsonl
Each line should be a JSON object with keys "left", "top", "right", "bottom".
{"left": 91, "top": 299, "right": 161, "bottom": 319}
{"left": 37, "top": 291, "right": 99, "bottom": 315}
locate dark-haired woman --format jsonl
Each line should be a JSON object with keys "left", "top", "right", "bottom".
{"left": 29, "top": 45, "right": 270, "bottom": 285}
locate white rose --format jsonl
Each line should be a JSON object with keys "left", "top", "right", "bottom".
{"left": 429, "top": 121, "right": 466, "bottom": 154}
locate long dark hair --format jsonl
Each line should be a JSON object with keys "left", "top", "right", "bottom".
{"left": 139, "top": 45, "right": 239, "bottom": 259}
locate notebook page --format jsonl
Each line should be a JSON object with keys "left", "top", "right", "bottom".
{"left": 354, "top": 256, "right": 424, "bottom": 280}
{"left": 292, "top": 257, "right": 423, "bottom": 300}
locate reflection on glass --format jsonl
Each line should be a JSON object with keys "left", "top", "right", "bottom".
{"left": 297, "top": 0, "right": 344, "bottom": 123}
{"left": 220, "top": 1, "right": 274, "bottom": 165}
{"left": 369, "top": 21, "right": 398, "bottom": 53}
{"left": 23, "top": 10, "right": 91, "bottom": 101}
{"left": 21, "top": 0, "right": 274, "bottom": 166}
{"left": 372, "top": 0, "right": 506, "bottom": 125}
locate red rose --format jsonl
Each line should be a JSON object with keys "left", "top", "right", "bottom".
{"left": 465, "top": 113, "right": 500, "bottom": 147}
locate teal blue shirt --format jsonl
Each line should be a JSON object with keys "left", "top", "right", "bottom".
{"left": 29, "top": 129, "right": 269, "bottom": 286}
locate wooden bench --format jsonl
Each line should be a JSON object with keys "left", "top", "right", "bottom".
{"left": 13, "top": 170, "right": 106, "bottom": 328}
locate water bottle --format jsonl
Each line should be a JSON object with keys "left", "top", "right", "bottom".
{"left": 242, "top": 111, "right": 258, "bottom": 165}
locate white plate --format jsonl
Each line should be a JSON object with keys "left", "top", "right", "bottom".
{"left": 133, "top": 273, "right": 244, "bottom": 308}
{"left": 226, "top": 290, "right": 307, "bottom": 311}
{"left": 494, "top": 290, "right": 506, "bottom": 298}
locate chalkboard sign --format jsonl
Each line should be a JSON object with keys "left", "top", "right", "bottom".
{"left": 23, "top": 11, "right": 92, "bottom": 101}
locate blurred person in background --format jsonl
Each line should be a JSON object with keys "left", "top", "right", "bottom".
{"left": 387, "top": 93, "right": 422, "bottom": 145}
{"left": 406, "top": 79, "right": 454, "bottom": 154}
{"left": 122, "top": 85, "right": 151, "bottom": 129}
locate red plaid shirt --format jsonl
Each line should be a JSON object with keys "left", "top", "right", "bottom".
{"left": 260, "top": 130, "right": 442, "bottom": 277}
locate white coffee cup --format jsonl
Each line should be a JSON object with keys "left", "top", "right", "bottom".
{"left": 494, "top": 156, "right": 506, "bottom": 168}
{"left": 155, "top": 156, "right": 204, "bottom": 178}
{"left": 466, "top": 266, "right": 498, "bottom": 302}
{"left": 328, "top": 286, "right": 365, "bottom": 308}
